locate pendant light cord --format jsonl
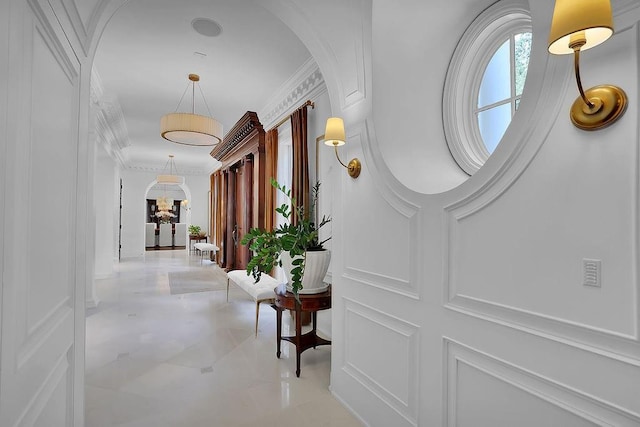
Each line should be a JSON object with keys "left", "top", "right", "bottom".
{"left": 173, "top": 81, "right": 191, "bottom": 112}
{"left": 172, "top": 80, "right": 213, "bottom": 117}
{"left": 198, "top": 84, "right": 214, "bottom": 118}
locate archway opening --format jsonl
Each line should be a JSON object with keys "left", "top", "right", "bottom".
{"left": 143, "top": 181, "right": 191, "bottom": 251}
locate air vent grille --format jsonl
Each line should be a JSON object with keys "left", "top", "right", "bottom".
{"left": 583, "top": 259, "right": 601, "bottom": 287}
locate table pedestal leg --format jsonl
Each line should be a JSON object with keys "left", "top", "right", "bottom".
{"left": 295, "top": 306, "right": 302, "bottom": 377}
{"left": 312, "top": 311, "right": 318, "bottom": 349}
{"left": 276, "top": 307, "right": 282, "bottom": 358}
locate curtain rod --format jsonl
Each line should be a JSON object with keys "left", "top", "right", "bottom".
{"left": 271, "top": 99, "right": 315, "bottom": 130}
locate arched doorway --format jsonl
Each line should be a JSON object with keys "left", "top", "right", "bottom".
{"left": 143, "top": 180, "right": 192, "bottom": 251}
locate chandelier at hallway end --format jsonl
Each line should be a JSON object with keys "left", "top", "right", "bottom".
{"left": 155, "top": 196, "right": 176, "bottom": 223}
{"left": 160, "top": 74, "right": 223, "bottom": 146}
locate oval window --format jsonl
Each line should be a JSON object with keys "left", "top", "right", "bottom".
{"left": 443, "top": 0, "right": 532, "bottom": 175}
{"left": 477, "top": 31, "right": 532, "bottom": 154}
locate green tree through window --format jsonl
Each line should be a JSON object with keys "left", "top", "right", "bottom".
{"left": 476, "top": 32, "right": 531, "bottom": 154}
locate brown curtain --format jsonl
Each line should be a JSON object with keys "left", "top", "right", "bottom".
{"left": 265, "top": 128, "right": 279, "bottom": 231}
{"left": 290, "top": 106, "right": 309, "bottom": 225}
{"left": 212, "top": 170, "right": 227, "bottom": 267}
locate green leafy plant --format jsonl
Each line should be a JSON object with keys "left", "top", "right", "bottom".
{"left": 241, "top": 178, "right": 330, "bottom": 296}
{"left": 188, "top": 224, "right": 201, "bottom": 236}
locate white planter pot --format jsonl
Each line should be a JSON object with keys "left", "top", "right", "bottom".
{"left": 281, "top": 250, "right": 331, "bottom": 294}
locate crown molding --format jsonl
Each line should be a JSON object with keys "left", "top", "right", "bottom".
{"left": 122, "top": 163, "right": 214, "bottom": 176}
{"left": 258, "top": 57, "right": 326, "bottom": 130}
{"left": 91, "top": 68, "right": 130, "bottom": 167}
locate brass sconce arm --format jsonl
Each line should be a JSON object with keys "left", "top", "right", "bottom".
{"left": 333, "top": 145, "right": 348, "bottom": 168}
{"left": 565, "top": 43, "right": 626, "bottom": 130}
{"left": 333, "top": 144, "right": 361, "bottom": 179}
{"left": 572, "top": 46, "right": 595, "bottom": 110}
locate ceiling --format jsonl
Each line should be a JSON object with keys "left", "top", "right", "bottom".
{"left": 93, "top": 0, "right": 312, "bottom": 175}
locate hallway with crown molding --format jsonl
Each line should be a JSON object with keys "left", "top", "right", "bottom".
{"left": 85, "top": 251, "right": 361, "bottom": 427}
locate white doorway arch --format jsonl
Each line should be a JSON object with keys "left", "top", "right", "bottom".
{"left": 143, "top": 180, "right": 192, "bottom": 251}
{"left": 81, "top": 2, "right": 366, "bottom": 427}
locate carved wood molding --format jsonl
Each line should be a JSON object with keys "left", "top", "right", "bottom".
{"left": 210, "top": 111, "right": 264, "bottom": 165}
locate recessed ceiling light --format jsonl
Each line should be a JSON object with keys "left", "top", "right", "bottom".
{"left": 191, "top": 18, "right": 222, "bottom": 38}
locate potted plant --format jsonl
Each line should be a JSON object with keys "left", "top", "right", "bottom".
{"left": 241, "top": 178, "right": 331, "bottom": 296}
{"left": 188, "top": 224, "right": 201, "bottom": 237}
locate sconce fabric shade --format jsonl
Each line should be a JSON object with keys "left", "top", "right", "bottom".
{"left": 323, "top": 117, "right": 361, "bottom": 178}
{"left": 160, "top": 112, "right": 223, "bottom": 146}
{"left": 548, "top": 0, "right": 613, "bottom": 54}
{"left": 324, "top": 117, "right": 346, "bottom": 146}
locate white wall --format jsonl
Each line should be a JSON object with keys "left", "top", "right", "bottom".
{"left": 0, "top": 0, "right": 84, "bottom": 423}
{"left": 94, "top": 144, "right": 118, "bottom": 279}
{"left": 181, "top": 175, "right": 211, "bottom": 234}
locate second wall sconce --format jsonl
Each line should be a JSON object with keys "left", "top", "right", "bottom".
{"left": 324, "top": 117, "right": 361, "bottom": 178}
{"left": 548, "top": 0, "right": 627, "bottom": 131}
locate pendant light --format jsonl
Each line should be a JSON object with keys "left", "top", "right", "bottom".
{"left": 157, "top": 155, "right": 184, "bottom": 185}
{"left": 160, "top": 74, "right": 223, "bottom": 146}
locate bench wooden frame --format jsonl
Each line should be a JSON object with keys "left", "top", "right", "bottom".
{"left": 226, "top": 270, "right": 278, "bottom": 337}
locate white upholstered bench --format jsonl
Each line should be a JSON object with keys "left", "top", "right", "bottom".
{"left": 193, "top": 243, "right": 219, "bottom": 264}
{"left": 226, "top": 270, "right": 279, "bottom": 337}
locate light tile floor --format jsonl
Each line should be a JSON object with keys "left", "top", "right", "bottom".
{"left": 86, "top": 250, "right": 362, "bottom": 427}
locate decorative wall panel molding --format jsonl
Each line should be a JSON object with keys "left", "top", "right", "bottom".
{"left": 340, "top": 33, "right": 366, "bottom": 109}
{"left": 616, "top": 0, "right": 640, "bottom": 16}
{"left": 29, "top": 1, "right": 79, "bottom": 82}
{"left": 18, "top": 353, "right": 70, "bottom": 426}
{"left": 19, "top": 302, "right": 72, "bottom": 367}
{"left": 343, "top": 298, "right": 419, "bottom": 425}
{"left": 442, "top": 24, "right": 640, "bottom": 356}
{"left": 445, "top": 293, "right": 640, "bottom": 364}
{"left": 0, "top": 1, "right": 79, "bottom": 425}
{"left": 342, "top": 126, "right": 421, "bottom": 299}
{"left": 60, "top": 0, "right": 89, "bottom": 53}
{"left": 343, "top": 267, "right": 414, "bottom": 297}
{"left": 48, "top": 0, "right": 103, "bottom": 55}
{"left": 444, "top": 339, "right": 640, "bottom": 426}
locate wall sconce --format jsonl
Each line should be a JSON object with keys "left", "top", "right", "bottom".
{"left": 548, "top": 0, "right": 627, "bottom": 130}
{"left": 181, "top": 199, "right": 190, "bottom": 211}
{"left": 324, "top": 117, "right": 361, "bottom": 178}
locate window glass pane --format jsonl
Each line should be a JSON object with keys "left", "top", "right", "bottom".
{"left": 514, "top": 32, "right": 532, "bottom": 96}
{"left": 276, "top": 124, "right": 293, "bottom": 228}
{"left": 478, "top": 103, "right": 511, "bottom": 154}
{"left": 478, "top": 39, "right": 510, "bottom": 108}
